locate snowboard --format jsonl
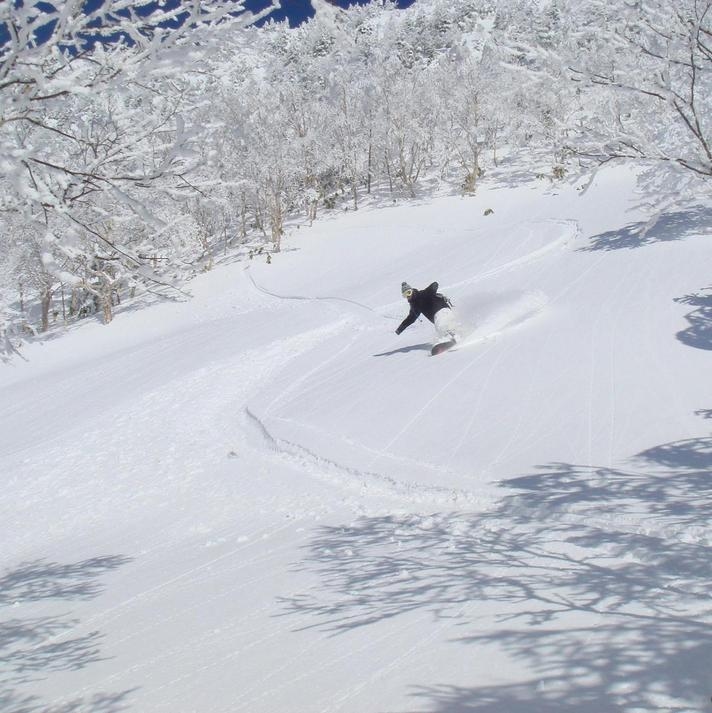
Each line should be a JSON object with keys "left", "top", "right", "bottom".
{"left": 431, "top": 339, "right": 457, "bottom": 356}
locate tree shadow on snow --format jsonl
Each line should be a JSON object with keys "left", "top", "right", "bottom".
{"left": 0, "top": 555, "right": 136, "bottom": 713}
{"left": 281, "top": 436, "right": 712, "bottom": 712}
{"left": 675, "top": 289, "right": 712, "bottom": 351}
{"left": 581, "top": 206, "right": 712, "bottom": 252}
{"left": 373, "top": 342, "right": 432, "bottom": 357}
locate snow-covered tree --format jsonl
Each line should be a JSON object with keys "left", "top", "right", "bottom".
{"left": 0, "top": 0, "right": 278, "bottom": 340}
{"left": 7, "top": 0, "right": 710, "bottom": 355}
{"left": 569, "top": 1, "right": 712, "bottom": 177}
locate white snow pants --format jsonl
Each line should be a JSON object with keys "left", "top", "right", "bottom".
{"left": 433, "top": 308, "right": 461, "bottom": 343}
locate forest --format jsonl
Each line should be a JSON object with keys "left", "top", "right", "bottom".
{"left": 1, "top": 0, "right": 710, "bottom": 350}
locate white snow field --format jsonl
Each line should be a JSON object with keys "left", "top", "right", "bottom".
{"left": 2, "top": 164, "right": 712, "bottom": 713}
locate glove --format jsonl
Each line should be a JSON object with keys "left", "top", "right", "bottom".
{"left": 395, "top": 328, "right": 401, "bottom": 335}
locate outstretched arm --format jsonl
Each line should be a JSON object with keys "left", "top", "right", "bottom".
{"left": 426, "top": 281, "right": 439, "bottom": 293}
{"left": 396, "top": 306, "right": 419, "bottom": 334}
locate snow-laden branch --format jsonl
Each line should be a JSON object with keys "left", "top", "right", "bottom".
{"left": 0, "top": 0, "right": 279, "bottom": 335}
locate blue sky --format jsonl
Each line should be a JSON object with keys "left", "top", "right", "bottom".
{"left": 249, "top": 0, "right": 416, "bottom": 27}
{"left": 0, "top": 1, "right": 416, "bottom": 48}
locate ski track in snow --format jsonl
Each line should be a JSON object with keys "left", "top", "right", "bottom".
{"left": 243, "top": 233, "right": 558, "bottom": 494}
{"left": 449, "top": 218, "right": 578, "bottom": 288}
{"left": 3, "top": 312, "right": 366, "bottom": 709}
{"left": 241, "top": 406, "right": 498, "bottom": 510}
{"left": 47, "top": 527, "right": 305, "bottom": 708}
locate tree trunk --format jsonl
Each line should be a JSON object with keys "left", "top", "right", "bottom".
{"left": 40, "top": 286, "right": 52, "bottom": 332}
{"left": 270, "top": 192, "right": 283, "bottom": 253}
{"left": 240, "top": 193, "right": 248, "bottom": 240}
{"left": 100, "top": 282, "right": 113, "bottom": 324}
{"left": 384, "top": 148, "right": 394, "bottom": 195}
{"left": 69, "top": 288, "right": 81, "bottom": 318}
{"left": 367, "top": 136, "right": 373, "bottom": 195}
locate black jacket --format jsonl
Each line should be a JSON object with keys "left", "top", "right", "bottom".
{"left": 396, "top": 282, "right": 451, "bottom": 334}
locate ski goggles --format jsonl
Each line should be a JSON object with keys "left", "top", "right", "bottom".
{"left": 403, "top": 288, "right": 414, "bottom": 299}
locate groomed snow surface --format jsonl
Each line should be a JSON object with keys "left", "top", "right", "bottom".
{"left": 2, "top": 164, "right": 712, "bottom": 712}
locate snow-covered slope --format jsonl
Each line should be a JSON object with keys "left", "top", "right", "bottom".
{"left": 2, "top": 165, "right": 712, "bottom": 713}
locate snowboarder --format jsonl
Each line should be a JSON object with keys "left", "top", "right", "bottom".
{"left": 395, "top": 281, "right": 460, "bottom": 355}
